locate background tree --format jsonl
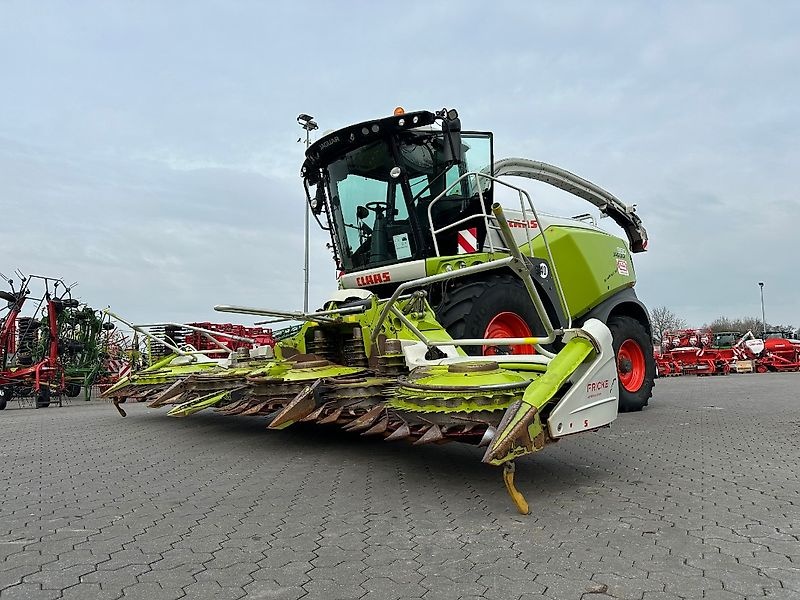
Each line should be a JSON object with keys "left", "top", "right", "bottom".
{"left": 707, "top": 316, "right": 795, "bottom": 337}
{"left": 649, "top": 306, "right": 686, "bottom": 345}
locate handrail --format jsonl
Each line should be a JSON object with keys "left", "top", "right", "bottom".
{"left": 369, "top": 205, "right": 559, "bottom": 357}
{"left": 425, "top": 170, "right": 571, "bottom": 328}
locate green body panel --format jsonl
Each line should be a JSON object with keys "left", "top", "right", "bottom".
{"left": 266, "top": 363, "right": 365, "bottom": 382}
{"left": 422, "top": 226, "right": 636, "bottom": 322}
{"left": 276, "top": 295, "right": 466, "bottom": 358}
{"left": 425, "top": 253, "right": 500, "bottom": 276}
{"left": 524, "top": 226, "right": 636, "bottom": 318}
{"left": 518, "top": 337, "right": 594, "bottom": 412}
{"left": 396, "top": 365, "right": 533, "bottom": 389}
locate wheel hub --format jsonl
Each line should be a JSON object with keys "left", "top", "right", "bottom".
{"left": 484, "top": 312, "right": 535, "bottom": 356}
{"left": 618, "top": 357, "right": 633, "bottom": 374}
{"left": 618, "top": 339, "right": 645, "bottom": 393}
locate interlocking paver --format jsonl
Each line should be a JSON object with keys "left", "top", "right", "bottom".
{"left": 1, "top": 375, "right": 799, "bottom": 599}
{"left": 242, "top": 580, "right": 306, "bottom": 600}
{"left": 301, "top": 577, "right": 364, "bottom": 599}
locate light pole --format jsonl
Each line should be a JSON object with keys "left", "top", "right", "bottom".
{"left": 758, "top": 281, "right": 766, "bottom": 339}
{"left": 297, "top": 114, "right": 318, "bottom": 313}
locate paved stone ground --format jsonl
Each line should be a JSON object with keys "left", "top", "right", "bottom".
{"left": 1, "top": 373, "right": 799, "bottom": 600}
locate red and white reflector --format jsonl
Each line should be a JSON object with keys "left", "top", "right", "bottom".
{"left": 106, "top": 359, "right": 122, "bottom": 374}
{"left": 457, "top": 228, "right": 478, "bottom": 254}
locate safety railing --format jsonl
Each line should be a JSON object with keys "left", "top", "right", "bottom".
{"left": 369, "top": 204, "right": 560, "bottom": 358}
{"left": 426, "top": 170, "right": 571, "bottom": 330}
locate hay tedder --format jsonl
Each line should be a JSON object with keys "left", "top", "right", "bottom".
{"left": 0, "top": 273, "right": 112, "bottom": 408}
{"left": 104, "top": 108, "right": 655, "bottom": 511}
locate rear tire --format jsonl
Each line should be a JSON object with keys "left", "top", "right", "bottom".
{"left": 436, "top": 274, "right": 542, "bottom": 356}
{"left": 608, "top": 315, "right": 655, "bottom": 412}
{"left": 0, "top": 388, "right": 8, "bottom": 411}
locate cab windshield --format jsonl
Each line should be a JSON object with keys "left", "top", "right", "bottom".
{"left": 323, "top": 130, "right": 492, "bottom": 271}
{"left": 712, "top": 332, "right": 739, "bottom": 347}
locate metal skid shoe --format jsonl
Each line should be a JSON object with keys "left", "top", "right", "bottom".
{"left": 502, "top": 462, "right": 529, "bottom": 515}
{"left": 483, "top": 319, "right": 619, "bottom": 514}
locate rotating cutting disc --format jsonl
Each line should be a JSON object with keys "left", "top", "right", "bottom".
{"left": 388, "top": 361, "right": 536, "bottom": 413}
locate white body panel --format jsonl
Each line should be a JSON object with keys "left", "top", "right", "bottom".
{"left": 400, "top": 340, "right": 462, "bottom": 367}
{"left": 339, "top": 260, "right": 427, "bottom": 290}
{"left": 547, "top": 319, "right": 619, "bottom": 438}
{"left": 325, "top": 288, "right": 374, "bottom": 302}
{"left": 743, "top": 339, "right": 765, "bottom": 355}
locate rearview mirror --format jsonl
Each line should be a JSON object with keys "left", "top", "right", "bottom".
{"left": 312, "top": 184, "right": 326, "bottom": 215}
{"left": 441, "top": 115, "right": 462, "bottom": 165}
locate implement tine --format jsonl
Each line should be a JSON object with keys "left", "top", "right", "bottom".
{"left": 240, "top": 399, "right": 273, "bottom": 416}
{"left": 342, "top": 404, "right": 384, "bottom": 432}
{"left": 318, "top": 406, "right": 344, "bottom": 425}
{"left": 148, "top": 376, "right": 195, "bottom": 408}
{"left": 414, "top": 423, "right": 444, "bottom": 445}
{"left": 268, "top": 380, "right": 322, "bottom": 429}
{"left": 384, "top": 421, "right": 411, "bottom": 442}
{"left": 362, "top": 415, "right": 389, "bottom": 436}
{"left": 300, "top": 403, "right": 330, "bottom": 422}
{"left": 216, "top": 399, "right": 251, "bottom": 414}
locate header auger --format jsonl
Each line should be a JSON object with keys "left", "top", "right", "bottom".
{"left": 106, "top": 108, "right": 655, "bottom": 512}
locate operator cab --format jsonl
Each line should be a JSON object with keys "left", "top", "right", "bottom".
{"left": 301, "top": 109, "right": 493, "bottom": 273}
{"left": 712, "top": 331, "right": 740, "bottom": 348}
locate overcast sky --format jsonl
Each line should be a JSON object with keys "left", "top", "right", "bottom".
{"left": 1, "top": 1, "right": 798, "bottom": 329}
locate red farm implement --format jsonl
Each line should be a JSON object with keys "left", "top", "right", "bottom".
{"left": 180, "top": 323, "right": 276, "bottom": 354}
{"left": 0, "top": 274, "right": 74, "bottom": 408}
{"left": 655, "top": 327, "right": 800, "bottom": 376}
{"left": 657, "top": 329, "right": 761, "bottom": 376}
{"left": 654, "top": 348, "right": 682, "bottom": 376}
{"left": 754, "top": 332, "right": 800, "bottom": 372}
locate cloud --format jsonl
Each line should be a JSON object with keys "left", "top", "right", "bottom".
{"left": 0, "top": 136, "right": 337, "bottom": 323}
{"left": 1, "top": 1, "right": 798, "bottom": 329}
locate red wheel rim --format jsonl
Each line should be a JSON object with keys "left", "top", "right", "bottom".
{"left": 618, "top": 339, "right": 646, "bottom": 392}
{"left": 483, "top": 312, "right": 535, "bottom": 355}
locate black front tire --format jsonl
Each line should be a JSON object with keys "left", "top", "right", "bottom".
{"left": 435, "top": 274, "right": 543, "bottom": 356}
{"left": 0, "top": 387, "right": 10, "bottom": 410}
{"left": 607, "top": 315, "right": 656, "bottom": 412}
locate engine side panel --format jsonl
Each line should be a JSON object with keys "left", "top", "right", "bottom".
{"left": 525, "top": 226, "right": 637, "bottom": 319}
